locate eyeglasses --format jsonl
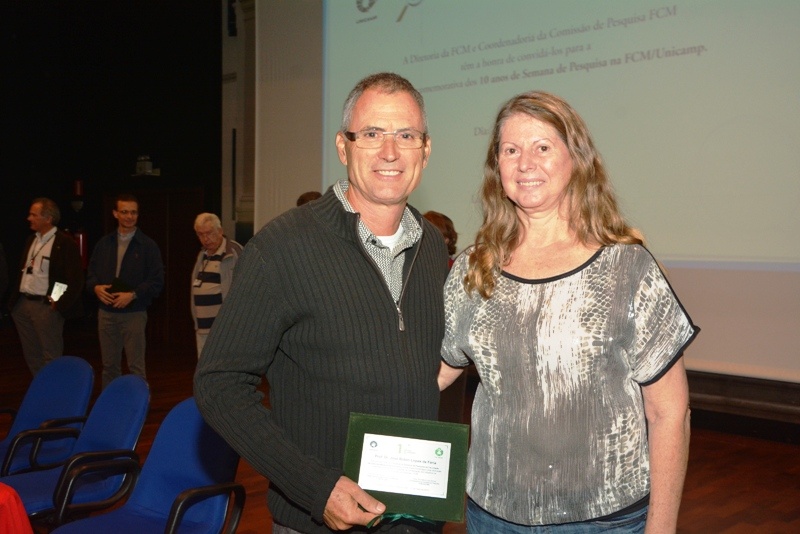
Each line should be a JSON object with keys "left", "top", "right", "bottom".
{"left": 343, "top": 128, "right": 427, "bottom": 149}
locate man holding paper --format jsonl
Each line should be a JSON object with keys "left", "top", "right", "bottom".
{"left": 195, "top": 72, "right": 448, "bottom": 533}
{"left": 9, "top": 198, "right": 84, "bottom": 376}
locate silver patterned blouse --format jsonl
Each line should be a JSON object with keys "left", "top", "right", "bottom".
{"left": 441, "top": 244, "right": 697, "bottom": 525}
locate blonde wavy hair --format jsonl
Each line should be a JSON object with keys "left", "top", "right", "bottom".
{"left": 465, "top": 91, "right": 643, "bottom": 298}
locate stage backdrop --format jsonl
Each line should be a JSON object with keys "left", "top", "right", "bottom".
{"left": 256, "top": 1, "right": 800, "bottom": 382}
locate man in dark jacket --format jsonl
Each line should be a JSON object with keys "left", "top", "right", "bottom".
{"left": 195, "top": 73, "right": 448, "bottom": 534}
{"left": 87, "top": 193, "right": 164, "bottom": 388}
{"left": 10, "top": 198, "right": 84, "bottom": 375}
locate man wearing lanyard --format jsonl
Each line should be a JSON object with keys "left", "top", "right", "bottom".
{"left": 9, "top": 198, "right": 84, "bottom": 376}
{"left": 190, "top": 213, "right": 242, "bottom": 358}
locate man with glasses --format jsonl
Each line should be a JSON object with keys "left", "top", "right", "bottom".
{"left": 190, "top": 212, "right": 242, "bottom": 358}
{"left": 9, "top": 198, "right": 84, "bottom": 375}
{"left": 87, "top": 193, "right": 164, "bottom": 388}
{"left": 195, "top": 72, "right": 448, "bottom": 533}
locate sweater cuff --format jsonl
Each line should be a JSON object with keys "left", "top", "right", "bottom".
{"left": 310, "top": 467, "right": 345, "bottom": 524}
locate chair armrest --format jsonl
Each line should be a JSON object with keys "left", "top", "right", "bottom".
{"left": 52, "top": 451, "right": 141, "bottom": 526}
{"left": 40, "top": 416, "right": 88, "bottom": 429}
{"left": 1, "top": 427, "right": 81, "bottom": 476}
{"left": 57, "top": 449, "right": 140, "bottom": 486}
{"left": 28, "top": 417, "right": 88, "bottom": 471}
{"left": 165, "top": 482, "right": 246, "bottom": 534}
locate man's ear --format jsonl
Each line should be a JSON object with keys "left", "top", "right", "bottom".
{"left": 335, "top": 131, "right": 348, "bottom": 166}
{"left": 422, "top": 137, "right": 431, "bottom": 168}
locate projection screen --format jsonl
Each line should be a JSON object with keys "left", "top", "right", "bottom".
{"left": 320, "top": 0, "right": 800, "bottom": 381}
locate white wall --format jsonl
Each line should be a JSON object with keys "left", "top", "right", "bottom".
{"left": 253, "top": 0, "right": 324, "bottom": 228}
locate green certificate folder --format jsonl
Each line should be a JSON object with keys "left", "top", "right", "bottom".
{"left": 343, "top": 412, "right": 469, "bottom": 523}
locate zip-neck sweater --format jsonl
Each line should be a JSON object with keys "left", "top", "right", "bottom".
{"left": 194, "top": 188, "right": 448, "bottom": 533}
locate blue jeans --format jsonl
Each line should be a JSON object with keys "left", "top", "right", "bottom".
{"left": 466, "top": 498, "right": 647, "bottom": 533}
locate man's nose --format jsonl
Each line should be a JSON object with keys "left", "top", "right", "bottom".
{"left": 377, "top": 134, "right": 399, "bottom": 160}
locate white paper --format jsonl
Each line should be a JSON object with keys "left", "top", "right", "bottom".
{"left": 358, "top": 433, "right": 450, "bottom": 499}
{"left": 50, "top": 282, "right": 68, "bottom": 302}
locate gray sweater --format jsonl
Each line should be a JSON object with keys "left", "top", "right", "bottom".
{"left": 194, "top": 189, "right": 448, "bottom": 533}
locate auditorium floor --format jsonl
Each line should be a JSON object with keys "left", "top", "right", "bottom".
{"left": 1, "top": 318, "right": 799, "bottom": 533}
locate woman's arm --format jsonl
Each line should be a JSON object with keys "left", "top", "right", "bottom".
{"left": 438, "top": 361, "right": 465, "bottom": 391}
{"left": 641, "top": 358, "right": 691, "bottom": 533}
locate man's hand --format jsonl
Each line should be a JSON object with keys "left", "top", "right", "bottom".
{"left": 94, "top": 284, "right": 115, "bottom": 305}
{"left": 111, "top": 291, "right": 136, "bottom": 309}
{"left": 322, "top": 476, "right": 385, "bottom": 531}
{"left": 94, "top": 285, "right": 135, "bottom": 308}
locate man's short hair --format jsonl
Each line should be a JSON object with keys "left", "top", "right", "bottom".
{"left": 194, "top": 213, "right": 223, "bottom": 230}
{"left": 340, "top": 72, "right": 427, "bottom": 133}
{"left": 32, "top": 197, "right": 61, "bottom": 225}
{"left": 296, "top": 191, "right": 322, "bottom": 206}
{"left": 114, "top": 193, "right": 139, "bottom": 210}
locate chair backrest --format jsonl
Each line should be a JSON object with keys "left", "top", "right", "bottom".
{"left": 126, "top": 397, "right": 240, "bottom": 529}
{"left": 71, "top": 375, "right": 150, "bottom": 455}
{"left": 4, "top": 356, "right": 94, "bottom": 439}
{"left": 0, "top": 375, "right": 150, "bottom": 518}
{"left": 1, "top": 356, "right": 94, "bottom": 472}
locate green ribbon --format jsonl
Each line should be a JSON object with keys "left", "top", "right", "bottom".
{"left": 367, "top": 512, "right": 437, "bottom": 528}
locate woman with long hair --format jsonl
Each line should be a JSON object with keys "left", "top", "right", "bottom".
{"left": 439, "top": 91, "right": 698, "bottom": 533}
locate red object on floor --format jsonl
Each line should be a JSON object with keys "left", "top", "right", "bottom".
{"left": 0, "top": 482, "right": 33, "bottom": 534}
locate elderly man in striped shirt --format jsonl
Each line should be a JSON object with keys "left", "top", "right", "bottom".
{"left": 190, "top": 213, "right": 242, "bottom": 358}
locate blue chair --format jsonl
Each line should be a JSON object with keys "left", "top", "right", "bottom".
{"left": 0, "top": 374, "right": 150, "bottom": 525}
{"left": 51, "top": 397, "right": 244, "bottom": 534}
{"left": 0, "top": 356, "right": 94, "bottom": 476}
